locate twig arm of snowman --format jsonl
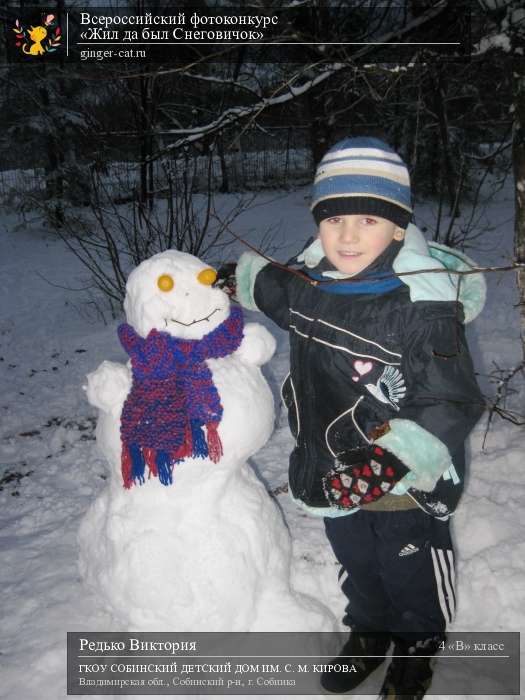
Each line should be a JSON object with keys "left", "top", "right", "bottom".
{"left": 235, "top": 322, "right": 276, "bottom": 366}
{"left": 83, "top": 361, "right": 132, "bottom": 419}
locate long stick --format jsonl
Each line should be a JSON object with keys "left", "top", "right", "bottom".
{"left": 213, "top": 212, "right": 525, "bottom": 286}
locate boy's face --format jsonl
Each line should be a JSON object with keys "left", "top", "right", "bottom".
{"left": 318, "top": 214, "right": 405, "bottom": 275}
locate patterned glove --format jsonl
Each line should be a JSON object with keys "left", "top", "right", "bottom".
{"left": 215, "top": 262, "right": 237, "bottom": 300}
{"left": 322, "top": 446, "right": 410, "bottom": 509}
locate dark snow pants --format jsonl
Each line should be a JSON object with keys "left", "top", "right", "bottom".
{"left": 324, "top": 508, "right": 455, "bottom": 642}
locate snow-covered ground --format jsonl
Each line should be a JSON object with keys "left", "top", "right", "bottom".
{"left": 1, "top": 175, "right": 523, "bottom": 699}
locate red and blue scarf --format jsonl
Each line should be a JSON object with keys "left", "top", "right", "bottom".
{"left": 118, "top": 307, "right": 244, "bottom": 488}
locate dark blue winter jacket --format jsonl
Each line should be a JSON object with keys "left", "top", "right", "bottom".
{"left": 235, "top": 224, "right": 486, "bottom": 519}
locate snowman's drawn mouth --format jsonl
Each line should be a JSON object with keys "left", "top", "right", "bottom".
{"left": 166, "top": 307, "right": 222, "bottom": 327}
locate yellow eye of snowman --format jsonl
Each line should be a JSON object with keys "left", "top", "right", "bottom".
{"left": 197, "top": 268, "right": 217, "bottom": 286}
{"left": 157, "top": 274, "right": 174, "bottom": 292}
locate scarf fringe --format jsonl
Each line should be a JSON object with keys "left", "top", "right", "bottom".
{"left": 122, "top": 446, "right": 133, "bottom": 489}
{"left": 143, "top": 447, "right": 158, "bottom": 478}
{"left": 121, "top": 423, "right": 221, "bottom": 488}
{"left": 191, "top": 419, "right": 209, "bottom": 459}
{"left": 123, "top": 443, "right": 145, "bottom": 487}
{"left": 156, "top": 450, "right": 174, "bottom": 485}
{"left": 207, "top": 422, "right": 223, "bottom": 463}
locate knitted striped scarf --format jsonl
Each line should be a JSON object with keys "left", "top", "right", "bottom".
{"left": 118, "top": 306, "right": 244, "bottom": 488}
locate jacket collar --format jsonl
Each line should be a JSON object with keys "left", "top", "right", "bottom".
{"left": 307, "top": 239, "right": 404, "bottom": 296}
{"left": 296, "top": 224, "right": 486, "bottom": 322}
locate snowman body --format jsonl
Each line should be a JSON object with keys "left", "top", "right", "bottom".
{"left": 79, "top": 251, "right": 332, "bottom": 632}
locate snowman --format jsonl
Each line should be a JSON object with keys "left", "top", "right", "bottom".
{"left": 78, "top": 250, "right": 333, "bottom": 633}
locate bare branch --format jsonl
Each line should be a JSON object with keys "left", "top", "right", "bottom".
{"left": 481, "top": 361, "right": 525, "bottom": 448}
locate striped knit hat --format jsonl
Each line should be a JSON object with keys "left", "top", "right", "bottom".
{"left": 311, "top": 137, "right": 412, "bottom": 228}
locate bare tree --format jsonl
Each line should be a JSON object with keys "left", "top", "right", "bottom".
{"left": 473, "top": 0, "right": 525, "bottom": 357}
{"left": 23, "top": 152, "right": 255, "bottom": 314}
{"left": 513, "top": 61, "right": 525, "bottom": 359}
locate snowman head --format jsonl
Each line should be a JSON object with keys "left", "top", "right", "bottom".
{"left": 123, "top": 250, "right": 230, "bottom": 340}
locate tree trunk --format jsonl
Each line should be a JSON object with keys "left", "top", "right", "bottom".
{"left": 305, "top": 87, "right": 330, "bottom": 169}
{"left": 433, "top": 68, "right": 459, "bottom": 218}
{"left": 218, "top": 137, "right": 229, "bottom": 193}
{"left": 513, "top": 59, "right": 525, "bottom": 361}
{"left": 139, "top": 75, "right": 152, "bottom": 208}
{"left": 40, "top": 69, "right": 64, "bottom": 226}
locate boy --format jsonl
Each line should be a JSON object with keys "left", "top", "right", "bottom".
{"left": 233, "top": 138, "right": 486, "bottom": 699}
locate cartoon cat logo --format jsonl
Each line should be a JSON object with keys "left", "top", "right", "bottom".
{"left": 13, "top": 14, "right": 61, "bottom": 56}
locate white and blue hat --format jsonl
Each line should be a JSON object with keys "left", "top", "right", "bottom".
{"left": 311, "top": 137, "right": 412, "bottom": 228}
